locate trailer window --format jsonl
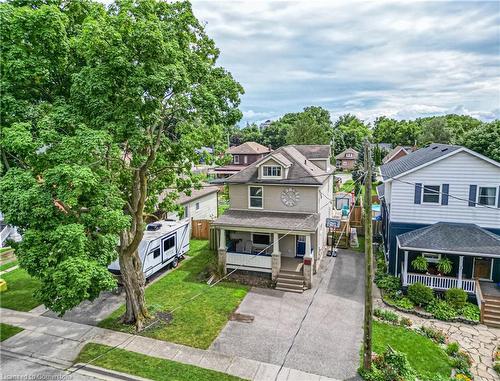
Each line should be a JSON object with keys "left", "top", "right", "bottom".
{"left": 163, "top": 236, "right": 175, "bottom": 251}
{"left": 150, "top": 247, "right": 160, "bottom": 259}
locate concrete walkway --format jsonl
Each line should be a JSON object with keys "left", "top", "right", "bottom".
{"left": 0, "top": 308, "right": 340, "bottom": 381}
{"left": 211, "top": 249, "right": 365, "bottom": 381}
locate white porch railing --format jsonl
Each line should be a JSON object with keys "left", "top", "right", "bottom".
{"left": 0, "top": 225, "right": 12, "bottom": 248}
{"left": 226, "top": 252, "right": 272, "bottom": 273}
{"left": 405, "top": 272, "right": 476, "bottom": 293}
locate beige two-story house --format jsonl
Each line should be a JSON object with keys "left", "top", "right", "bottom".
{"left": 212, "top": 145, "right": 334, "bottom": 292}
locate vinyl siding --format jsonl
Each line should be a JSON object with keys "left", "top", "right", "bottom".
{"left": 389, "top": 151, "right": 500, "bottom": 228}
{"left": 167, "top": 192, "right": 218, "bottom": 221}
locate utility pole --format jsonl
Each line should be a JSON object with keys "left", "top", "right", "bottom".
{"left": 362, "top": 140, "right": 373, "bottom": 371}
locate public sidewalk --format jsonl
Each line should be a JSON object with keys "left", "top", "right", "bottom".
{"left": 0, "top": 308, "right": 340, "bottom": 381}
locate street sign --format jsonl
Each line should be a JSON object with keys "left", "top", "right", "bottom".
{"left": 325, "top": 218, "right": 341, "bottom": 228}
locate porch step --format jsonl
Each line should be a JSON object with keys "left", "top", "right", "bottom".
{"left": 484, "top": 304, "right": 500, "bottom": 313}
{"left": 276, "top": 270, "right": 305, "bottom": 293}
{"left": 482, "top": 317, "right": 500, "bottom": 328}
{"left": 278, "top": 271, "right": 304, "bottom": 280}
{"left": 275, "top": 283, "right": 304, "bottom": 293}
{"left": 484, "top": 298, "right": 500, "bottom": 306}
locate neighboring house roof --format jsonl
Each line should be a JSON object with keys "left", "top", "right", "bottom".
{"left": 335, "top": 148, "right": 359, "bottom": 160}
{"left": 292, "top": 144, "right": 331, "bottom": 159}
{"left": 212, "top": 210, "right": 320, "bottom": 232}
{"left": 397, "top": 222, "right": 500, "bottom": 257}
{"left": 257, "top": 152, "right": 292, "bottom": 168}
{"left": 382, "top": 145, "right": 412, "bottom": 164}
{"left": 225, "top": 145, "right": 332, "bottom": 185}
{"left": 159, "top": 184, "right": 218, "bottom": 206}
{"left": 228, "top": 141, "right": 271, "bottom": 155}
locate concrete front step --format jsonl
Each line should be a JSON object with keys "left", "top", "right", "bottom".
{"left": 279, "top": 270, "right": 304, "bottom": 278}
{"left": 276, "top": 277, "right": 304, "bottom": 286}
{"left": 275, "top": 285, "right": 304, "bottom": 293}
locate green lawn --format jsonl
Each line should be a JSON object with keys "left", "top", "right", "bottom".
{"left": 0, "top": 268, "right": 41, "bottom": 311}
{"left": 0, "top": 260, "right": 18, "bottom": 272}
{"left": 373, "top": 321, "right": 452, "bottom": 378}
{"left": 0, "top": 247, "right": 13, "bottom": 254}
{"left": 99, "top": 240, "right": 248, "bottom": 349}
{"left": 340, "top": 179, "right": 355, "bottom": 192}
{"left": 76, "top": 343, "right": 243, "bottom": 381}
{"left": 0, "top": 323, "right": 23, "bottom": 341}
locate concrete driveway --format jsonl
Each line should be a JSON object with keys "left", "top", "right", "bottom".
{"left": 210, "top": 249, "right": 365, "bottom": 381}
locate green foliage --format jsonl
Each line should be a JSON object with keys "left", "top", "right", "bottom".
{"left": 460, "top": 120, "right": 500, "bottom": 162}
{"left": 444, "top": 288, "right": 467, "bottom": 309}
{"left": 0, "top": 0, "right": 243, "bottom": 315}
{"left": 333, "top": 114, "right": 370, "bottom": 154}
{"left": 446, "top": 342, "right": 460, "bottom": 357}
{"left": 285, "top": 106, "right": 333, "bottom": 145}
{"left": 418, "top": 326, "right": 447, "bottom": 344}
{"left": 437, "top": 257, "right": 453, "bottom": 275}
{"left": 375, "top": 274, "right": 401, "bottom": 293}
{"left": 458, "top": 303, "right": 480, "bottom": 322}
{"left": 450, "top": 351, "right": 472, "bottom": 375}
{"left": 0, "top": 268, "right": 41, "bottom": 311}
{"left": 361, "top": 346, "right": 417, "bottom": 381}
{"left": 77, "top": 343, "right": 244, "bottom": 381}
{"left": 399, "top": 317, "right": 413, "bottom": 327}
{"left": 374, "top": 308, "right": 399, "bottom": 323}
{"left": 407, "top": 282, "right": 434, "bottom": 306}
{"left": 0, "top": 323, "right": 23, "bottom": 341}
{"left": 393, "top": 297, "right": 414, "bottom": 310}
{"left": 425, "top": 299, "right": 457, "bottom": 321}
{"left": 411, "top": 256, "right": 428, "bottom": 272}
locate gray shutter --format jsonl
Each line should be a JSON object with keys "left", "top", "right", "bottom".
{"left": 468, "top": 185, "right": 477, "bottom": 207}
{"left": 414, "top": 183, "right": 422, "bottom": 204}
{"left": 441, "top": 184, "right": 449, "bottom": 205}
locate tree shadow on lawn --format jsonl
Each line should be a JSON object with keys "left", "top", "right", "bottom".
{"left": 99, "top": 240, "right": 249, "bottom": 349}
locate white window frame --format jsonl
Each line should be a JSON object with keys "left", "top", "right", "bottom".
{"left": 262, "top": 165, "right": 282, "bottom": 178}
{"left": 195, "top": 202, "right": 200, "bottom": 210}
{"left": 346, "top": 153, "right": 353, "bottom": 158}
{"left": 183, "top": 205, "right": 190, "bottom": 218}
{"left": 422, "top": 252, "right": 441, "bottom": 263}
{"left": 422, "top": 184, "right": 441, "bottom": 204}
{"left": 233, "top": 155, "right": 239, "bottom": 164}
{"left": 477, "top": 186, "right": 497, "bottom": 207}
{"left": 248, "top": 186, "right": 263, "bottom": 209}
{"left": 251, "top": 232, "right": 271, "bottom": 246}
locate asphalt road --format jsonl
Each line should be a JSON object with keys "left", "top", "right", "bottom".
{"left": 211, "top": 249, "right": 365, "bottom": 381}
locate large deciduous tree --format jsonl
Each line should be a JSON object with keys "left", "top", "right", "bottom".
{"left": 0, "top": 0, "right": 243, "bottom": 329}
{"left": 285, "top": 106, "right": 333, "bottom": 145}
{"left": 460, "top": 120, "right": 500, "bottom": 162}
{"left": 332, "top": 113, "right": 370, "bottom": 154}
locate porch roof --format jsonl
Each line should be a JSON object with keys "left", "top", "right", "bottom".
{"left": 397, "top": 222, "right": 500, "bottom": 257}
{"left": 212, "top": 209, "right": 319, "bottom": 233}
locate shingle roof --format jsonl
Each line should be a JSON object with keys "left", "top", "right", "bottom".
{"left": 225, "top": 145, "right": 332, "bottom": 185}
{"left": 335, "top": 148, "right": 359, "bottom": 160}
{"left": 159, "top": 184, "right": 218, "bottom": 206}
{"left": 228, "top": 142, "right": 271, "bottom": 155}
{"left": 382, "top": 145, "right": 412, "bottom": 164}
{"left": 212, "top": 210, "right": 320, "bottom": 232}
{"left": 397, "top": 222, "right": 500, "bottom": 256}
{"left": 380, "top": 144, "right": 461, "bottom": 180}
{"left": 292, "top": 145, "right": 331, "bottom": 159}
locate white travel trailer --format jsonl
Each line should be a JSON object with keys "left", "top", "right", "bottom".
{"left": 108, "top": 219, "right": 190, "bottom": 279}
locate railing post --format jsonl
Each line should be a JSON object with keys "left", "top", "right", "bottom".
{"left": 403, "top": 251, "right": 409, "bottom": 286}
{"left": 457, "top": 256, "right": 464, "bottom": 289}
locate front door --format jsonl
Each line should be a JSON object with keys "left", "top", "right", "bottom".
{"left": 473, "top": 258, "right": 492, "bottom": 280}
{"left": 296, "top": 235, "right": 306, "bottom": 257}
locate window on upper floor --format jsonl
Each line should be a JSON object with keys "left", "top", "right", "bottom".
{"left": 478, "top": 187, "right": 496, "bottom": 206}
{"left": 249, "top": 186, "right": 263, "bottom": 208}
{"left": 262, "top": 165, "right": 281, "bottom": 177}
{"left": 195, "top": 202, "right": 200, "bottom": 210}
{"left": 346, "top": 153, "right": 353, "bottom": 158}
{"left": 233, "top": 155, "right": 239, "bottom": 164}
{"left": 422, "top": 185, "right": 440, "bottom": 204}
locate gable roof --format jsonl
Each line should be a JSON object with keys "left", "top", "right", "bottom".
{"left": 397, "top": 222, "right": 500, "bottom": 257}
{"left": 228, "top": 141, "right": 271, "bottom": 155}
{"left": 382, "top": 145, "right": 412, "bottom": 164}
{"left": 335, "top": 148, "right": 359, "bottom": 160}
{"left": 224, "top": 145, "right": 332, "bottom": 185}
{"left": 257, "top": 152, "right": 292, "bottom": 168}
{"left": 292, "top": 144, "right": 331, "bottom": 159}
{"left": 159, "top": 184, "right": 218, "bottom": 206}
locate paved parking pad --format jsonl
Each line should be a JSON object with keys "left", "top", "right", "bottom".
{"left": 211, "top": 249, "right": 365, "bottom": 380}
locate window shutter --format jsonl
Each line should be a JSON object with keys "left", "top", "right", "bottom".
{"left": 441, "top": 184, "right": 449, "bottom": 205}
{"left": 414, "top": 183, "right": 422, "bottom": 204}
{"left": 468, "top": 185, "right": 477, "bottom": 207}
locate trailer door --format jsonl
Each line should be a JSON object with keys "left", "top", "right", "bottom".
{"left": 162, "top": 235, "right": 176, "bottom": 263}
{"left": 144, "top": 239, "right": 161, "bottom": 276}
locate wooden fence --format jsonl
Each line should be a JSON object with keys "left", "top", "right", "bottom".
{"left": 191, "top": 219, "right": 211, "bottom": 240}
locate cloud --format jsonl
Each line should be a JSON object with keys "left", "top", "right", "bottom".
{"left": 191, "top": 0, "right": 500, "bottom": 124}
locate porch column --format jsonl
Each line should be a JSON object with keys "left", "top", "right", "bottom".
{"left": 457, "top": 256, "right": 464, "bottom": 289}
{"left": 271, "top": 232, "right": 281, "bottom": 281}
{"left": 303, "top": 234, "right": 313, "bottom": 289}
{"left": 402, "top": 250, "right": 409, "bottom": 286}
{"left": 218, "top": 228, "right": 227, "bottom": 274}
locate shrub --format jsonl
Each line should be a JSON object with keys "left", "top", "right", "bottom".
{"left": 418, "top": 326, "right": 446, "bottom": 344}
{"left": 361, "top": 347, "right": 417, "bottom": 381}
{"left": 446, "top": 342, "right": 460, "bottom": 356}
{"left": 494, "top": 362, "right": 500, "bottom": 374}
{"left": 399, "top": 317, "right": 413, "bottom": 327}
{"left": 375, "top": 275, "right": 401, "bottom": 293}
{"left": 407, "top": 282, "right": 434, "bottom": 306}
{"left": 411, "top": 256, "right": 428, "bottom": 272}
{"left": 452, "top": 351, "right": 472, "bottom": 375}
{"left": 437, "top": 257, "right": 453, "bottom": 275}
{"left": 393, "top": 297, "right": 414, "bottom": 310}
{"left": 425, "top": 299, "right": 458, "bottom": 321}
{"left": 374, "top": 308, "right": 399, "bottom": 323}
{"left": 459, "top": 303, "right": 480, "bottom": 322}
{"left": 444, "top": 288, "right": 467, "bottom": 309}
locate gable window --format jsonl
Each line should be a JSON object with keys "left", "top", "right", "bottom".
{"left": 233, "top": 155, "right": 240, "bottom": 164}
{"left": 478, "top": 187, "right": 496, "bottom": 206}
{"left": 263, "top": 166, "right": 281, "bottom": 177}
{"left": 249, "top": 186, "right": 263, "bottom": 208}
{"left": 422, "top": 185, "right": 440, "bottom": 203}
{"left": 346, "top": 153, "right": 353, "bottom": 158}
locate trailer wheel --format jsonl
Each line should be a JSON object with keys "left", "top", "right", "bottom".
{"left": 171, "top": 257, "right": 179, "bottom": 268}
